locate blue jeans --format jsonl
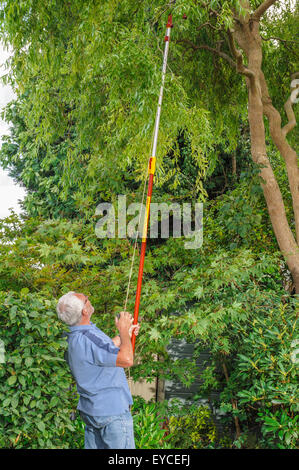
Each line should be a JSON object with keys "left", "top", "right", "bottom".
{"left": 79, "top": 410, "right": 135, "bottom": 449}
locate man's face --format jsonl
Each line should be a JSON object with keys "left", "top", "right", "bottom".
{"left": 75, "top": 293, "right": 95, "bottom": 318}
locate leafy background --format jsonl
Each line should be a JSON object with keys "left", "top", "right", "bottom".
{"left": 0, "top": 0, "right": 298, "bottom": 449}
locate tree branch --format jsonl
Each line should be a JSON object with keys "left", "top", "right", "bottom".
{"left": 252, "top": 0, "right": 278, "bottom": 21}
{"left": 196, "top": 21, "right": 219, "bottom": 32}
{"left": 152, "top": 0, "right": 177, "bottom": 25}
{"left": 175, "top": 38, "right": 236, "bottom": 68}
{"left": 259, "top": 70, "right": 299, "bottom": 245}
{"left": 197, "top": 1, "right": 220, "bottom": 18}
{"left": 282, "top": 72, "right": 299, "bottom": 137}
{"left": 261, "top": 36, "right": 299, "bottom": 45}
{"left": 227, "top": 30, "right": 256, "bottom": 83}
{"left": 261, "top": 35, "right": 299, "bottom": 58}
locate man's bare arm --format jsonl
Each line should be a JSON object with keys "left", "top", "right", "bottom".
{"left": 116, "top": 328, "right": 133, "bottom": 367}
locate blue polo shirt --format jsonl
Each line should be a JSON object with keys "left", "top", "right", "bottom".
{"left": 65, "top": 322, "right": 133, "bottom": 416}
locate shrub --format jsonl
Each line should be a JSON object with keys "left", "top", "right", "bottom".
{"left": 167, "top": 404, "right": 217, "bottom": 449}
{"left": 131, "top": 397, "right": 171, "bottom": 449}
{"left": 131, "top": 397, "right": 220, "bottom": 449}
{"left": 218, "top": 299, "right": 298, "bottom": 448}
{"left": 0, "top": 290, "right": 81, "bottom": 448}
{"left": 236, "top": 303, "right": 298, "bottom": 448}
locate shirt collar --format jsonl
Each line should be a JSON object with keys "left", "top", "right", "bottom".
{"left": 69, "top": 321, "right": 96, "bottom": 332}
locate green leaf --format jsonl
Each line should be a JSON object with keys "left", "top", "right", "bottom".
{"left": 25, "top": 357, "right": 34, "bottom": 368}
{"left": 40, "top": 354, "right": 65, "bottom": 362}
{"left": 7, "top": 375, "right": 17, "bottom": 386}
{"left": 20, "top": 288, "right": 30, "bottom": 296}
{"left": 11, "top": 396, "right": 19, "bottom": 409}
{"left": 18, "top": 376, "right": 26, "bottom": 387}
{"left": 37, "top": 421, "right": 46, "bottom": 433}
{"left": 3, "top": 397, "right": 11, "bottom": 407}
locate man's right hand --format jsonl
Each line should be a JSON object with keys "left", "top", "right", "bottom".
{"left": 115, "top": 311, "right": 134, "bottom": 368}
{"left": 115, "top": 311, "right": 133, "bottom": 334}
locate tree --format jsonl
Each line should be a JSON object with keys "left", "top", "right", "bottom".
{"left": 174, "top": 0, "right": 299, "bottom": 291}
{"left": 0, "top": 0, "right": 298, "bottom": 290}
{"left": 231, "top": 1, "right": 299, "bottom": 293}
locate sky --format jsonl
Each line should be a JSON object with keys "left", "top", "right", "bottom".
{"left": 0, "top": 43, "right": 26, "bottom": 219}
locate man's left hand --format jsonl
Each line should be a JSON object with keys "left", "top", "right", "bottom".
{"left": 129, "top": 322, "right": 140, "bottom": 339}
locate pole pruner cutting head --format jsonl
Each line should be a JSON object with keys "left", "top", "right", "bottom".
{"left": 167, "top": 14, "right": 173, "bottom": 28}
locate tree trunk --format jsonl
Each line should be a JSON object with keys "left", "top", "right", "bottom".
{"left": 259, "top": 71, "right": 299, "bottom": 244}
{"left": 233, "top": 13, "right": 299, "bottom": 294}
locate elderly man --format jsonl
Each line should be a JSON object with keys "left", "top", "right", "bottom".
{"left": 56, "top": 291, "right": 140, "bottom": 449}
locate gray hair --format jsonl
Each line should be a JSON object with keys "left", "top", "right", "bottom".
{"left": 56, "top": 291, "right": 84, "bottom": 326}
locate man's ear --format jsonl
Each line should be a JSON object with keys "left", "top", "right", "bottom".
{"left": 81, "top": 307, "right": 89, "bottom": 318}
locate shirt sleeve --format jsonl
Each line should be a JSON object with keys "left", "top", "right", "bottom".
{"left": 83, "top": 330, "right": 120, "bottom": 367}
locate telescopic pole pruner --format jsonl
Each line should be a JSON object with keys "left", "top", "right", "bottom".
{"left": 131, "top": 14, "right": 173, "bottom": 353}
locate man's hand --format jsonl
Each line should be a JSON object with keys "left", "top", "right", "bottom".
{"left": 114, "top": 311, "right": 135, "bottom": 367}
{"left": 129, "top": 323, "right": 140, "bottom": 339}
{"left": 115, "top": 311, "right": 140, "bottom": 338}
{"left": 115, "top": 311, "right": 132, "bottom": 333}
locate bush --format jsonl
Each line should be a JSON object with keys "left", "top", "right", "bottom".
{"left": 167, "top": 404, "right": 217, "bottom": 449}
{"left": 131, "top": 397, "right": 220, "bottom": 449}
{"left": 0, "top": 290, "right": 81, "bottom": 448}
{"left": 217, "top": 299, "right": 299, "bottom": 448}
{"left": 131, "top": 397, "right": 171, "bottom": 449}
{"left": 234, "top": 302, "right": 299, "bottom": 448}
